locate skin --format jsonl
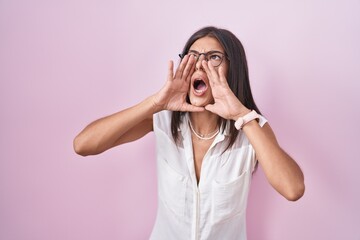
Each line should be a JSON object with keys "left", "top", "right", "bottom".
{"left": 187, "top": 37, "right": 229, "bottom": 183}
{"left": 74, "top": 36, "right": 305, "bottom": 201}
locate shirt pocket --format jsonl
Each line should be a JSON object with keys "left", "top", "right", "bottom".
{"left": 211, "top": 170, "right": 250, "bottom": 224}
{"left": 158, "top": 158, "right": 188, "bottom": 217}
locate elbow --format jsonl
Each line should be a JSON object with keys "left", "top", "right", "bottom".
{"left": 284, "top": 182, "right": 305, "bottom": 201}
{"left": 73, "top": 135, "right": 91, "bottom": 156}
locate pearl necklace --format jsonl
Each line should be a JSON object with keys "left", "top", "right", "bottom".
{"left": 188, "top": 120, "right": 219, "bottom": 140}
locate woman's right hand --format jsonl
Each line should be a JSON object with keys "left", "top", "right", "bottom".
{"left": 153, "top": 55, "right": 204, "bottom": 112}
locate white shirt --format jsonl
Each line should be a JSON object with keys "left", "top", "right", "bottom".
{"left": 150, "top": 110, "right": 267, "bottom": 240}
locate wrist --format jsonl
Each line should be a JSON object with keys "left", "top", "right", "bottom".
{"left": 234, "top": 110, "right": 260, "bottom": 130}
{"left": 231, "top": 108, "right": 251, "bottom": 121}
{"left": 149, "top": 94, "right": 164, "bottom": 113}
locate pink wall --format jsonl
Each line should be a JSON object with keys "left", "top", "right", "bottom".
{"left": 1, "top": 0, "right": 359, "bottom": 239}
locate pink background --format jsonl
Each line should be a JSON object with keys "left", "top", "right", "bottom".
{"left": 1, "top": 0, "right": 359, "bottom": 239}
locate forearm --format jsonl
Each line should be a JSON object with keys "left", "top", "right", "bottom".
{"left": 73, "top": 95, "right": 159, "bottom": 156}
{"left": 242, "top": 120, "right": 305, "bottom": 201}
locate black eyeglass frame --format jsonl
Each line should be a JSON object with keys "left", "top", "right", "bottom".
{"left": 178, "top": 50, "right": 229, "bottom": 67}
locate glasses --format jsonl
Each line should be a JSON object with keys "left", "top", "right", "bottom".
{"left": 179, "top": 50, "right": 228, "bottom": 67}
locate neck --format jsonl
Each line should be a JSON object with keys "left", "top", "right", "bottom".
{"left": 189, "top": 111, "right": 219, "bottom": 135}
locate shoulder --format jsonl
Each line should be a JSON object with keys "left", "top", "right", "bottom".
{"left": 153, "top": 110, "right": 172, "bottom": 129}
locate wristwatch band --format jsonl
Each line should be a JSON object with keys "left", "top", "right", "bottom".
{"left": 234, "top": 110, "right": 260, "bottom": 130}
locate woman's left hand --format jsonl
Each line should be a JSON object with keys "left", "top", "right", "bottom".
{"left": 203, "top": 61, "right": 305, "bottom": 201}
{"left": 202, "top": 60, "right": 250, "bottom": 120}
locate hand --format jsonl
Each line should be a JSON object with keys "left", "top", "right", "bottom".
{"left": 202, "top": 60, "right": 250, "bottom": 120}
{"left": 153, "top": 55, "right": 204, "bottom": 112}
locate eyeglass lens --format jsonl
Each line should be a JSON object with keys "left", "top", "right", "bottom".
{"left": 180, "top": 51, "right": 225, "bottom": 67}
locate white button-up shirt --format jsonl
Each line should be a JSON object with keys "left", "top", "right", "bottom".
{"left": 150, "top": 111, "right": 267, "bottom": 240}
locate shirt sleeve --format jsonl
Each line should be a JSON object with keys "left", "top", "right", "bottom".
{"left": 258, "top": 114, "right": 268, "bottom": 127}
{"left": 153, "top": 110, "right": 173, "bottom": 135}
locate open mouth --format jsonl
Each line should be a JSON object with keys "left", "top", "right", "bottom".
{"left": 193, "top": 79, "right": 207, "bottom": 94}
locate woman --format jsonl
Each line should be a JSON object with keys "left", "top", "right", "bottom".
{"left": 74, "top": 26, "right": 305, "bottom": 240}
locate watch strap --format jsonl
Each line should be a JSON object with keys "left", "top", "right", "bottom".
{"left": 234, "top": 110, "right": 260, "bottom": 130}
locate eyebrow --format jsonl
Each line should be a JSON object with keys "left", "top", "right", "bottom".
{"left": 188, "top": 50, "right": 224, "bottom": 54}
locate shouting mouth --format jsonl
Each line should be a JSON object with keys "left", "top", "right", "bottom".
{"left": 193, "top": 79, "right": 208, "bottom": 96}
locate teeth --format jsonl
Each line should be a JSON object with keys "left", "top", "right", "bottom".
{"left": 195, "top": 89, "right": 205, "bottom": 93}
{"left": 193, "top": 78, "right": 207, "bottom": 95}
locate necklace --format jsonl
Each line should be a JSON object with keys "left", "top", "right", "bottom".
{"left": 188, "top": 120, "right": 219, "bottom": 140}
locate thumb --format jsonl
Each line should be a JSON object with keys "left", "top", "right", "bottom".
{"left": 182, "top": 103, "right": 205, "bottom": 112}
{"left": 205, "top": 104, "right": 216, "bottom": 113}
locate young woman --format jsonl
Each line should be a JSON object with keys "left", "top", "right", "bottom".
{"left": 74, "top": 26, "right": 305, "bottom": 240}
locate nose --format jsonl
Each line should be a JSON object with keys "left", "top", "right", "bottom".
{"left": 195, "top": 54, "right": 206, "bottom": 71}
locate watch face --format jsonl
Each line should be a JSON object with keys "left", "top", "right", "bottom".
{"left": 235, "top": 118, "right": 244, "bottom": 130}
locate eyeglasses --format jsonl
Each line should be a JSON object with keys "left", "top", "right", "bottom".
{"left": 179, "top": 50, "right": 228, "bottom": 67}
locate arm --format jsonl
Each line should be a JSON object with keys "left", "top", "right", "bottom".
{"left": 73, "top": 96, "right": 157, "bottom": 156}
{"left": 202, "top": 60, "right": 305, "bottom": 201}
{"left": 74, "top": 54, "right": 203, "bottom": 156}
{"left": 241, "top": 121, "right": 305, "bottom": 201}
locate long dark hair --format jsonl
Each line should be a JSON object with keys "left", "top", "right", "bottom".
{"left": 171, "top": 26, "right": 261, "bottom": 150}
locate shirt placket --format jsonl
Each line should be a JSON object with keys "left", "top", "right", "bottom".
{"left": 182, "top": 121, "right": 226, "bottom": 240}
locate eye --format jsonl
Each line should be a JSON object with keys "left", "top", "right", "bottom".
{"left": 209, "top": 53, "right": 222, "bottom": 61}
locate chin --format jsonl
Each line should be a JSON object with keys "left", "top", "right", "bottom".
{"left": 188, "top": 93, "right": 214, "bottom": 107}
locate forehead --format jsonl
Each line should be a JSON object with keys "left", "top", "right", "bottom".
{"left": 189, "top": 36, "right": 224, "bottom": 52}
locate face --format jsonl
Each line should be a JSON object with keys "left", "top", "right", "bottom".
{"left": 188, "top": 36, "right": 229, "bottom": 107}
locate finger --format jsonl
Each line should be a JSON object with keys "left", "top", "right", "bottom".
{"left": 174, "top": 54, "right": 189, "bottom": 79}
{"left": 218, "top": 64, "right": 227, "bottom": 83}
{"left": 201, "top": 60, "right": 213, "bottom": 85}
{"left": 181, "top": 55, "right": 195, "bottom": 80}
{"left": 201, "top": 60, "right": 211, "bottom": 76}
{"left": 185, "top": 57, "right": 196, "bottom": 83}
{"left": 167, "top": 60, "right": 174, "bottom": 81}
{"left": 202, "top": 60, "right": 217, "bottom": 87}
{"left": 204, "top": 104, "right": 216, "bottom": 113}
{"left": 207, "top": 61, "right": 220, "bottom": 82}
{"left": 181, "top": 103, "right": 205, "bottom": 112}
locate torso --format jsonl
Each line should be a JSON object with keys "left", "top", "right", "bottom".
{"left": 191, "top": 134, "right": 215, "bottom": 183}
{"left": 151, "top": 110, "right": 266, "bottom": 240}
